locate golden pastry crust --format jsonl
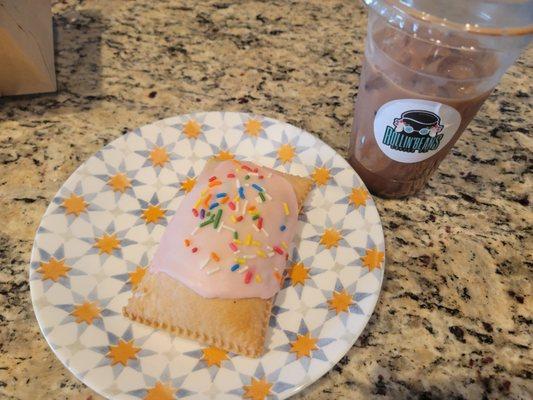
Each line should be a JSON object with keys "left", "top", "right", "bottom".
{"left": 124, "top": 272, "right": 272, "bottom": 357}
{"left": 123, "top": 163, "right": 313, "bottom": 357}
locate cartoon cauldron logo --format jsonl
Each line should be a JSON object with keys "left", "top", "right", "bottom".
{"left": 382, "top": 110, "right": 445, "bottom": 153}
{"left": 394, "top": 110, "right": 444, "bottom": 138}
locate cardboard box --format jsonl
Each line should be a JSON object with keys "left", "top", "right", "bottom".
{"left": 0, "top": 0, "right": 56, "bottom": 96}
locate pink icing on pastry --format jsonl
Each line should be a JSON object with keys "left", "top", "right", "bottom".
{"left": 150, "top": 160, "right": 299, "bottom": 299}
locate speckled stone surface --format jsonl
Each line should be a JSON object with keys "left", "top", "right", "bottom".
{"left": 0, "top": 1, "right": 531, "bottom": 399}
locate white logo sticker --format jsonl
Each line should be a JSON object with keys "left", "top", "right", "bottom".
{"left": 374, "top": 99, "right": 461, "bottom": 163}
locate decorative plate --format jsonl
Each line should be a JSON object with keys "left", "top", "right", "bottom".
{"left": 29, "top": 112, "right": 385, "bottom": 400}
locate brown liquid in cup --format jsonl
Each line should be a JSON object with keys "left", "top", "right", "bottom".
{"left": 349, "top": 26, "right": 498, "bottom": 198}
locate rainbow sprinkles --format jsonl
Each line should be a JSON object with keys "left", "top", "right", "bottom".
{"left": 147, "top": 158, "right": 303, "bottom": 300}
{"left": 184, "top": 159, "right": 291, "bottom": 285}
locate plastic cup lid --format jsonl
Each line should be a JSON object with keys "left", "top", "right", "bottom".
{"left": 364, "top": 0, "right": 533, "bottom": 36}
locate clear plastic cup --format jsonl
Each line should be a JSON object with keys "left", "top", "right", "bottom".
{"left": 349, "top": 0, "right": 533, "bottom": 198}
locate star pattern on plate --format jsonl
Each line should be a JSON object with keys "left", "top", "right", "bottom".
{"left": 129, "top": 266, "right": 147, "bottom": 290}
{"left": 290, "top": 332, "right": 318, "bottom": 358}
{"left": 141, "top": 204, "right": 166, "bottom": 224}
{"left": 71, "top": 301, "right": 101, "bottom": 324}
{"left": 183, "top": 347, "right": 237, "bottom": 382}
{"left": 214, "top": 149, "right": 235, "bottom": 161}
{"left": 348, "top": 186, "right": 369, "bottom": 208}
{"left": 264, "top": 129, "right": 307, "bottom": 171}
{"left": 78, "top": 221, "right": 137, "bottom": 263}
{"left": 277, "top": 143, "right": 295, "bottom": 164}
{"left": 89, "top": 160, "right": 142, "bottom": 215}
{"left": 231, "top": 113, "right": 275, "bottom": 142}
{"left": 183, "top": 119, "right": 202, "bottom": 139}
{"left": 48, "top": 182, "right": 102, "bottom": 228}
{"left": 320, "top": 280, "right": 374, "bottom": 329}
{"left": 319, "top": 228, "right": 342, "bottom": 249}
{"left": 362, "top": 248, "right": 385, "bottom": 271}
{"left": 38, "top": 257, "right": 71, "bottom": 282}
{"left": 328, "top": 290, "right": 353, "bottom": 314}
{"left": 311, "top": 166, "right": 331, "bottom": 186}
{"left": 271, "top": 319, "right": 332, "bottom": 372}
{"left": 300, "top": 215, "right": 353, "bottom": 261}
{"left": 129, "top": 193, "right": 172, "bottom": 233}
{"left": 180, "top": 176, "right": 196, "bottom": 193}
{"left": 244, "top": 119, "right": 263, "bottom": 137}
{"left": 30, "top": 244, "right": 88, "bottom": 291}
{"left": 201, "top": 346, "right": 229, "bottom": 367}
{"left": 334, "top": 173, "right": 378, "bottom": 219}
{"left": 62, "top": 193, "right": 88, "bottom": 216}
{"left": 144, "top": 381, "right": 176, "bottom": 400}
{"left": 288, "top": 262, "right": 309, "bottom": 286}
{"left": 149, "top": 147, "right": 169, "bottom": 167}
{"left": 108, "top": 172, "right": 132, "bottom": 193}
{"left": 243, "top": 377, "right": 272, "bottom": 400}
{"left": 29, "top": 112, "right": 385, "bottom": 400}
{"left": 205, "top": 136, "right": 240, "bottom": 163}
{"left": 95, "top": 233, "right": 121, "bottom": 254}
{"left": 134, "top": 132, "right": 183, "bottom": 176}
{"left": 107, "top": 339, "right": 140, "bottom": 366}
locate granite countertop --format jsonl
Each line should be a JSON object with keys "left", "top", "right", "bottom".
{"left": 0, "top": 0, "right": 531, "bottom": 399}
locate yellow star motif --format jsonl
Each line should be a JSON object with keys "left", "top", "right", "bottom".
{"left": 129, "top": 266, "right": 147, "bottom": 290}
{"left": 94, "top": 234, "right": 121, "bottom": 254}
{"left": 243, "top": 378, "right": 272, "bottom": 400}
{"left": 62, "top": 194, "right": 87, "bottom": 216}
{"left": 349, "top": 187, "right": 369, "bottom": 208}
{"left": 214, "top": 150, "right": 235, "bottom": 161}
{"left": 180, "top": 177, "right": 196, "bottom": 193}
{"left": 312, "top": 166, "right": 331, "bottom": 186}
{"left": 244, "top": 119, "right": 262, "bottom": 137}
{"left": 38, "top": 258, "right": 70, "bottom": 282}
{"left": 71, "top": 301, "right": 101, "bottom": 324}
{"left": 290, "top": 333, "right": 318, "bottom": 358}
{"left": 361, "top": 248, "right": 385, "bottom": 271}
{"left": 142, "top": 205, "right": 165, "bottom": 224}
{"left": 144, "top": 381, "right": 175, "bottom": 400}
{"left": 320, "top": 228, "right": 341, "bottom": 249}
{"left": 108, "top": 173, "right": 131, "bottom": 193}
{"left": 183, "top": 119, "right": 201, "bottom": 139}
{"left": 328, "top": 290, "right": 353, "bottom": 314}
{"left": 277, "top": 144, "right": 295, "bottom": 164}
{"left": 289, "top": 262, "right": 309, "bottom": 286}
{"left": 107, "top": 339, "right": 140, "bottom": 366}
{"left": 150, "top": 147, "right": 169, "bottom": 167}
{"left": 202, "top": 346, "right": 229, "bottom": 367}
